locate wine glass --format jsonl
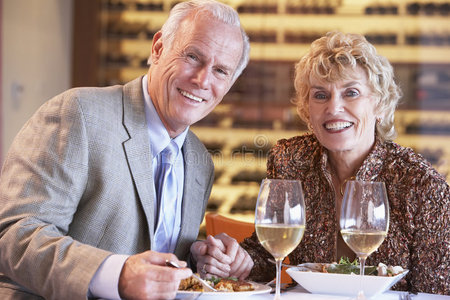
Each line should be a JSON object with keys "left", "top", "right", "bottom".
{"left": 340, "top": 180, "right": 389, "bottom": 300}
{"left": 255, "top": 179, "right": 306, "bottom": 300}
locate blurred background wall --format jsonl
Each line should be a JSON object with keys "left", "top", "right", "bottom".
{"left": 1, "top": 0, "right": 449, "bottom": 228}
{"left": 1, "top": 0, "right": 73, "bottom": 162}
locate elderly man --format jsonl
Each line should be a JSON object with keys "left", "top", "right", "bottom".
{"left": 0, "top": 1, "right": 250, "bottom": 299}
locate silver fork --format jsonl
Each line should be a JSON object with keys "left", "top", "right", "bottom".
{"left": 165, "top": 259, "right": 217, "bottom": 292}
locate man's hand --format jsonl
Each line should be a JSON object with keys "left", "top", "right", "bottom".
{"left": 190, "top": 233, "right": 254, "bottom": 280}
{"left": 118, "top": 251, "right": 192, "bottom": 300}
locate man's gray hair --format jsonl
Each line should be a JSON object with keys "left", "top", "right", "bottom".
{"left": 148, "top": 0, "right": 250, "bottom": 81}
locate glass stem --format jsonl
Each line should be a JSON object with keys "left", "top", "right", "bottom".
{"left": 358, "top": 257, "right": 366, "bottom": 300}
{"left": 274, "top": 258, "right": 283, "bottom": 300}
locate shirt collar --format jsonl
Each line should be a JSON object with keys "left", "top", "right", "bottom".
{"left": 142, "top": 75, "right": 188, "bottom": 159}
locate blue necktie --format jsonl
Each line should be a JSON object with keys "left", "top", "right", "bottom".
{"left": 154, "top": 141, "right": 178, "bottom": 253}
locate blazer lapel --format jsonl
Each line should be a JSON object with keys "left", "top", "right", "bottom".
{"left": 121, "top": 77, "right": 156, "bottom": 243}
{"left": 121, "top": 78, "right": 211, "bottom": 256}
{"left": 175, "top": 132, "right": 211, "bottom": 258}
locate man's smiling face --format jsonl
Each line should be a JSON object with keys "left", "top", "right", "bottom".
{"left": 148, "top": 12, "right": 243, "bottom": 138}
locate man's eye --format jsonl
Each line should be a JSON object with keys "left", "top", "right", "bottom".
{"left": 215, "top": 68, "right": 228, "bottom": 76}
{"left": 187, "top": 54, "right": 198, "bottom": 61}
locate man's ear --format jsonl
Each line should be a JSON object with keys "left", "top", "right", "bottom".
{"left": 151, "top": 31, "right": 163, "bottom": 64}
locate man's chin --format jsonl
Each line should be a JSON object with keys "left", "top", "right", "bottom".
{"left": 182, "top": 112, "right": 210, "bottom": 126}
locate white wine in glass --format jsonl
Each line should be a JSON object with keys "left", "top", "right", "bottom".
{"left": 340, "top": 180, "right": 389, "bottom": 300}
{"left": 255, "top": 179, "right": 306, "bottom": 300}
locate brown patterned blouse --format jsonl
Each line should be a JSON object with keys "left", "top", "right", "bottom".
{"left": 241, "top": 133, "right": 449, "bottom": 295}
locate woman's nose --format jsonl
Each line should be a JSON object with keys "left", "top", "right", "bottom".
{"left": 327, "top": 94, "right": 345, "bottom": 114}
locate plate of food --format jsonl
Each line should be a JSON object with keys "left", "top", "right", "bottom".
{"left": 286, "top": 258, "right": 408, "bottom": 298}
{"left": 177, "top": 275, "right": 271, "bottom": 296}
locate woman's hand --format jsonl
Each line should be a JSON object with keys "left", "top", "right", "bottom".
{"left": 190, "top": 233, "right": 254, "bottom": 280}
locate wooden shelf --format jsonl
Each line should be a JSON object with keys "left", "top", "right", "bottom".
{"left": 191, "top": 116, "right": 450, "bottom": 215}
{"left": 72, "top": 0, "right": 450, "bottom": 220}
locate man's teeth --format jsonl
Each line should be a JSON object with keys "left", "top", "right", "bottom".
{"left": 325, "top": 122, "right": 353, "bottom": 130}
{"left": 180, "top": 90, "right": 203, "bottom": 102}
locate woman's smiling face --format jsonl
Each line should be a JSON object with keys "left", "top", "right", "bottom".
{"left": 308, "top": 65, "right": 378, "bottom": 157}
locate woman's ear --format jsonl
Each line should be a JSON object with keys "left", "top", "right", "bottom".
{"left": 150, "top": 31, "right": 163, "bottom": 64}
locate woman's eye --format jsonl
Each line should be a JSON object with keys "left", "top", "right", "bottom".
{"left": 346, "top": 89, "right": 359, "bottom": 97}
{"left": 313, "top": 92, "right": 327, "bottom": 100}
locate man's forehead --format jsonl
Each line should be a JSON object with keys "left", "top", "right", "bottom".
{"left": 177, "top": 14, "right": 242, "bottom": 52}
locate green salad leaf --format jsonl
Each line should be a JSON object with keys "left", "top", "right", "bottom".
{"left": 326, "top": 257, "right": 377, "bottom": 275}
{"left": 208, "top": 276, "right": 221, "bottom": 285}
{"left": 207, "top": 276, "right": 238, "bottom": 284}
{"left": 338, "top": 257, "right": 359, "bottom": 266}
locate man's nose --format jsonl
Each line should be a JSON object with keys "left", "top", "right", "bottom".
{"left": 193, "top": 67, "right": 210, "bottom": 89}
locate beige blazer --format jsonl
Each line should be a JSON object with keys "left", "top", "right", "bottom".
{"left": 0, "top": 77, "right": 214, "bottom": 299}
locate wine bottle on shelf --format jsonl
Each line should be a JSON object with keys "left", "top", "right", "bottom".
{"left": 439, "top": 3, "right": 450, "bottom": 16}
{"left": 105, "top": 0, "right": 126, "bottom": 11}
{"left": 136, "top": 2, "right": 163, "bottom": 11}
{"left": 407, "top": 2, "right": 420, "bottom": 15}
{"left": 424, "top": 3, "right": 437, "bottom": 15}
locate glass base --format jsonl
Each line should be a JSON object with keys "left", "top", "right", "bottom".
{"left": 356, "top": 290, "right": 367, "bottom": 300}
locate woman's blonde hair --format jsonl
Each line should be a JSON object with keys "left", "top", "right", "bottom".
{"left": 293, "top": 31, "right": 402, "bottom": 141}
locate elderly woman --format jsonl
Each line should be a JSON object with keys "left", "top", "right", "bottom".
{"left": 191, "top": 31, "right": 449, "bottom": 294}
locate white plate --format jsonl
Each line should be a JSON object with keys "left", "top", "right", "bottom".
{"left": 177, "top": 281, "right": 271, "bottom": 296}
{"left": 287, "top": 266, "right": 408, "bottom": 298}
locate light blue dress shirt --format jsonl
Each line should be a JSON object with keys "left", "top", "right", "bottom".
{"left": 89, "top": 75, "right": 188, "bottom": 299}
{"left": 144, "top": 75, "right": 187, "bottom": 253}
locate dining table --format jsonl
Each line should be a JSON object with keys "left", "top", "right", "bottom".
{"left": 175, "top": 284, "right": 450, "bottom": 300}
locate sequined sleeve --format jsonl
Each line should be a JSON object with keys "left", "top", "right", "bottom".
{"left": 239, "top": 141, "right": 287, "bottom": 282}
{"left": 240, "top": 135, "right": 449, "bottom": 294}
{"left": 240, "top": 231, "right": 276, "bottom": 282}
{"left": 406, "top": 168, "right": 449, "bottom": 294}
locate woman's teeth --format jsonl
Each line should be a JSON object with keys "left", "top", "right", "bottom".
{"left": 325, "top": 122, "right": 353, "bottom": 130}
{"left": 179, "top": 89, "right": 203, "bottom": 102}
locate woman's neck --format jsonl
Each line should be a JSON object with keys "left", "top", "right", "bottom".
{"left": 328, "top": 150, "right": 366, "bottom": 262}
{"left": 328, "top": 151, "right": 361, "bottom": 184}
{"left": 328, "top": 147, "right": 371, "bottom": 221}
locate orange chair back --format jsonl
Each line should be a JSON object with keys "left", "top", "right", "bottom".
{"left": 205, "top": 213, "right": 254, "bottom": 243}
